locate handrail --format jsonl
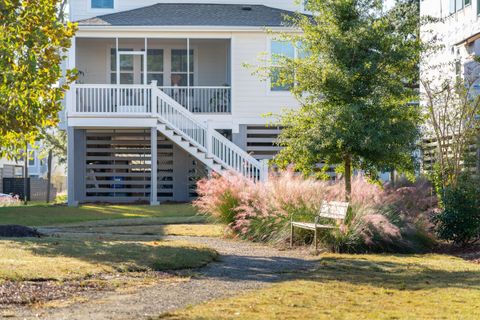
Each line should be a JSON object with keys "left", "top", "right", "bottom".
{"left": 153, "top": 86, "right": 266, "bottom": 181}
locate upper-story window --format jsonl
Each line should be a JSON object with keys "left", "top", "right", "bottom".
{"left": 92, "top": 0, "right": 114, "bottom": 9}
{"left": 270, "top": 40, "right": 295, "bottom": 92}
{"left": 449, "top": 0, "right": 470, "bottom": 14}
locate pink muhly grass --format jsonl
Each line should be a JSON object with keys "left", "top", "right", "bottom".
{"left": 0, "top": 195, "right": 21, "bottom": 207}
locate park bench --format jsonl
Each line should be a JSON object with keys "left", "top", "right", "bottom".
{"left": 290, "top": 201, "right": 349, "bottom": 251}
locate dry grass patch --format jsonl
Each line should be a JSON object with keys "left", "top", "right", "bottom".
{"left": 67, "top": 224, "right": 224, "bottom": 238}
{"left": 0, "top": 238, "right": 218, "bottom": 282}
{"left": 159, "top": 254, "right": 480, "bottom": 320}
{"left": 0, "top": 204, "right": 197, "bottom": 226}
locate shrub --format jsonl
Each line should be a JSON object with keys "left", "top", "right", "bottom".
{"left": 195, "top": 170, "right": 437, "bottom": 253}
{"left": 435, "top": 176, "right": 480, "bottom": 246}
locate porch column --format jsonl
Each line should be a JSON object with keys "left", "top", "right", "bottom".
{"left": 67, "top": 126, "right": 78, "bottom": 207}
{"left": 150, "top": 127, "right": 159, "bottom": 205}
{"left": 66, "top": 36, "right": 76, "bottom": 114}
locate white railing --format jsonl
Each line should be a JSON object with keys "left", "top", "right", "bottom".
{"left": 159, "top": 86, "right": 231, "bottom": 113}
{"left": 69, "top": 83, "right": 267, "bottom": 181}
{"left": 72, "top": 84, "right": 152, "bottom": 114}
{"left": 153, "top": 87, "right": 267, "bottom": 181}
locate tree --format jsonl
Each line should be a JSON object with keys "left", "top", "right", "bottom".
{"left": 0, "top": 0, "right": 76, "bottom": 156}
{"left": 39, "top": 129, "right": 67, "bottom": 202}
{"left": 256, "top": 0, "right": 422, "bottom": 200}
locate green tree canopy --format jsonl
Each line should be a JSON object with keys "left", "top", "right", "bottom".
{"left": 261, "top": 0, "right": 422, "bottom": 198}
{"left": 0, "top": 0, "right": 76, "bottom": 156}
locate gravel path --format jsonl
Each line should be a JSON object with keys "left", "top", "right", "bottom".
{"left": 11, "top": 236, "right": 320, "bottom": 320}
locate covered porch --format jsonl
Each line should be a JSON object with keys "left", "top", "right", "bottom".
{"left": 74, "top": 37, "right": 231, "bottom": 114}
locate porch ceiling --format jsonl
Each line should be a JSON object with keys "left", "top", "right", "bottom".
{"left": 76, "top": 4, "right": 296, "bottom": 27}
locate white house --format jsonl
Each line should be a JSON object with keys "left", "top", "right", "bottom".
{"left": 65, "top": 1, "right": 306, "bottom": 206}
{"left": 420, "top": 0, "right": 480, "bottom": 172}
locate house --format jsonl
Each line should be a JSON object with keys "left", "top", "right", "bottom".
{"left": 420, "top": 0, "right": 480, "bottom": 173}
{"left": 65, "top": 1, "right": 308, "bottom": 206}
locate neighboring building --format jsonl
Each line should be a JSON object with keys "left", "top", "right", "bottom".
{"left": 0, "top": 149, "right": 47, "bottom": 179}
{"left": 420, "top": 0, "right": 480, "bottom": 173}
{"left": 65, "top": 1, "right": 308, "bottom": 205}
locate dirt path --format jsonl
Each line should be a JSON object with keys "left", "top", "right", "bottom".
{"left": 11, "top": 235, "right": 319, "bottom": 320}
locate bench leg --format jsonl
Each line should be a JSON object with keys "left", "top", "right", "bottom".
{"left": 314, "top": 228, "right": 318, "bottom": 252}
{"left": 290, "top": 224, "right": 294, "bottom": 248}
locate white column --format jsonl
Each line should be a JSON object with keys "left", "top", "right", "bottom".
{"left": 187, "top": 38, "right": 190, "bottom": 111}
{"left": 206, "top": 121, "right": 213, "bottom": 158}
{"left": 150, "top": 127, "right": 159, "bottom": 205}
{"left": 67, "top": 126, "right": 78, "bottom": 207}
{"left": 151, "top": 80, "right": 157, "bottom": 114}
{"left": 66, "top": 36, "right": 76, "bottom": 115}
{"left": 260, "top": 159, "right": 269, "bottom": 182}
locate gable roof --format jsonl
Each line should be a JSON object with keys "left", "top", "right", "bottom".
{"left": 76, "top": 3, "right": 297, "bottom": 28}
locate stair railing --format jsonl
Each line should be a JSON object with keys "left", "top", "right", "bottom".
{"left": 151, "top": 82, "right": 267, "bottom": 181}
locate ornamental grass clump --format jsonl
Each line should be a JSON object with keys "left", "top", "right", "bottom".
{"left": 194, "top": 171, "right": 437, "bottom": 253}
{"left": 0, "top": 195, "right": 21, "bottom": 207}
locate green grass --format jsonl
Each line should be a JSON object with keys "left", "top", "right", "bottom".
{"left": 0, "top": 204, "right": 198, "bottom": 226}
{"left": 160, "top": 254, "right": 480, "bottom": 320}
{"left": 0, "top": 238, "right": 218, "bottom": 282}
{"left": 58, "top": 224, "right": 225, "bottom": 238}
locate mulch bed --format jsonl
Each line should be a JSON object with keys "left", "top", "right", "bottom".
{"left": 0, "top": 225, "right": 44, "bottom": 238}
{"left": 0, "top": 271, "right": 173, "bottom": 307}
{"left": 436, "top": 243, "right": 480, "bottom": 264}
{"left": 0, "top": 280, "right": 106, "bottom": 306}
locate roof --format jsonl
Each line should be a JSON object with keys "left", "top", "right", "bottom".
{"left": 76, "top": 3, "right": 297, "bottom": 28}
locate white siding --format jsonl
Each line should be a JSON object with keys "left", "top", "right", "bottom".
{"left": 231, "top": 32, "right": 299, "bottom": 122}
{"left": 70, "top": 0, "right": 303, "bottom": 21}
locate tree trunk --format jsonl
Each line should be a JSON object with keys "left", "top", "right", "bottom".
{"left": 344, "top": 154, "right": 352, "bottom": 202}
{"left": 46, "top": 150, "right": 53, "bottom": 203}
{"left": 23, "top": 143, "right": 29, "bottom": 205}
{"left": 390, "top": 169, "right": 395, "bottom": 187}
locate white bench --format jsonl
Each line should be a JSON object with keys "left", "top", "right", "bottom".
{"left": 290, "top": 201, "right": 349, "bottom": 251}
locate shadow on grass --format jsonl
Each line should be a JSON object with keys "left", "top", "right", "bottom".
{"left": 11, "top": 237, "right": 217, "bottom": 272}
{"left": 306, "top": 255, "right": 480, "bottom": 290}
{"left": 174, "top": 252, "right": 480, "bottom": 291}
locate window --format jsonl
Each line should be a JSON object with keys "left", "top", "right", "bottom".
{"left": 270, "top": 41, "right": 295, "bottom": 91}
{"left": 28, "top": 151, "right": 35, "bottom": 166}
{"left": 450, "top": 0, "right": 470, "bottom": 14}
{"left": 141, "top": 49, "right": 164, "bottom": 85}
{"left": 92, "top": 0, "right": 113, "bottom": 9}
{"left": 110, "top": 48, "right": 133, "bottom": 84}
{"left": 171, "top": 49, "right": 194, "bottom": 86}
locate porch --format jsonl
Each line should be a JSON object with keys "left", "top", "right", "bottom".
{"left": 74, "top": 37, "right": 231, "bottom": 114}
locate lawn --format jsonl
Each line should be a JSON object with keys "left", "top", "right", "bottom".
{"left": 160, "top": 254, "right": 480, "bottom": 320}
{"left": 55, "top": 224, "right": 225, "bottom": 238}
{"left": 0, "top": 203, "right": 198, "bottom": 226}
{"left": 0, "top": 238, "right": 218, "bottom": 282}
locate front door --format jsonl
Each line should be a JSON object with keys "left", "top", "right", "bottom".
{"left": 116, "top": 51, "right": 147, "bottom": 112}
{"left": 117, "top": 51, "right": 146, "bottom": 85}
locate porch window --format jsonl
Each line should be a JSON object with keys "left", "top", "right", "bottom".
{"left": 92, "top": 0, "right": 113, "bottom": 9}
{"left": 110, "top": 48, "right": 133, "bottom": 84}
{"left": 171, "top": 49, "right": 194, "bottom": 86}
{"left": 141, "top": 49, "right": 164, "bottom": 85}
{"left": 270, "top": 41, "right": 295, "bottom": 91}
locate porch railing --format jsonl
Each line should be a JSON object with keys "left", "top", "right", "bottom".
{"left": 70, "top": 85, "right": 231, "bottom": 114}
{"left": 73, "top": 84, "right": 152, "bottom": 114}
{"left": 159, "top": 86, "right": 231, "bottom": 113}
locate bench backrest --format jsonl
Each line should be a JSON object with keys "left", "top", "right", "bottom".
{"left": 319, "top": 201, "right": 349, "bottom": 220}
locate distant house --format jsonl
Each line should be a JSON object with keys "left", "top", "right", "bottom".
{"left": 0, "top": 149, "right": 46, "bottom": 179}
{"left": 420, "top": 0, "right": 480, "bottom": 173}
{"left": 65, "top": 1, "right": 311, "bottom": 206}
